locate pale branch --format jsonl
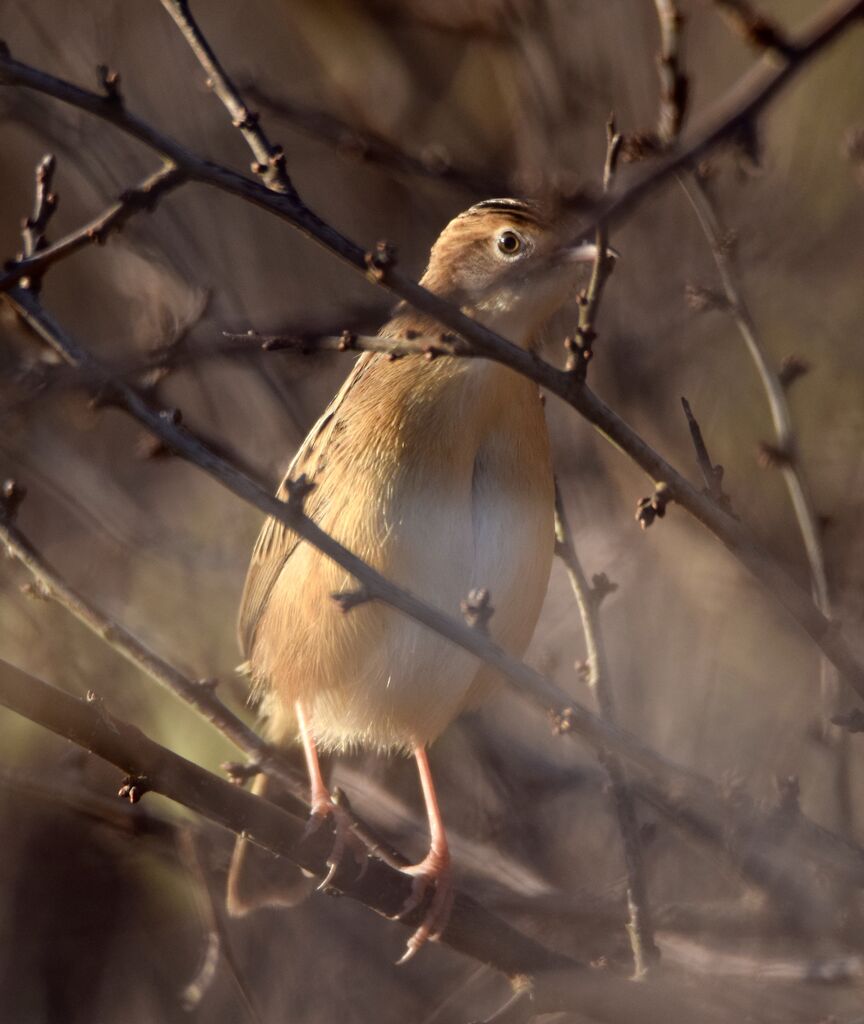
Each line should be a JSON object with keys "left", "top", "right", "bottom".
{"left": 678, "top": 178, "right": 837, "bottom": 704}
{"left": 0, "top": 657, "right": 572, "bottom": 978}
{"left": 653, "top": 0, "right": 689, "bottom": 144}
{"left": 0, "top": 162, "right": 186, "bottom": 294}
{"left": 0, "top": 483, "right": 408, "bottom": 870}
{"left": 554, "top": 487, "right": 659, "bottom": 977}
{"left": 648, "top": 0, "right": 839, "bottom": 750}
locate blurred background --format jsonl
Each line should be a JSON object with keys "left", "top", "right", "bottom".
{"left": 1, "top": 0, "right": 863, "bottom": 1020}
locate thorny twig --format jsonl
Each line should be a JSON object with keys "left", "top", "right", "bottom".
{"left": 554, "top": 486, "right": 659, "bottom": 977}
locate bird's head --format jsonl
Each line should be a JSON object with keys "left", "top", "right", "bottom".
{"left": 420, "top": 198, "right": 610, "bottom": 348}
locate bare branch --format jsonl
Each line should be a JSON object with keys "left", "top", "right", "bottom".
{"left": 0, "top": 163, "right": 185, "bottom": 294}
{"left": 566, "top": 118, "right": 621, "bottom": 379}
{"left": 157, "top": 0, "right": 298, "bottom": 198}
{"left": 654, "top": 0, "right": 689, "bottom": 143}
{"left": 555, "top": 486, "right": 659, "bottom": 977}
{"left": 678, "top": 176, "right": 838, "bottom": 725}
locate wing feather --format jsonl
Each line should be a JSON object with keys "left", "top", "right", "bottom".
{"left": 237, "top": 352, "right": 377, "bottom": 656}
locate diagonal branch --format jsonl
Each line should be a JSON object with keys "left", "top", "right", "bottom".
{"left": 0, "top": 656, "right": 570, "bottom": 977}
{"left": 156, "top": 0, "right": 298, "bottom": 199}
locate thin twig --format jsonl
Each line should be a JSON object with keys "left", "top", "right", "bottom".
{"left": 18, "top": 152, "right": 57, "bottom": 292}
{"left": 157, "top": 0, "right": 298, "bottom": 199}
{"left": 654, "top": 0, "right": 689, "bottom": 143}
{"left": 678, "top": 178, "right": 837, "bottom": 711}
{"left": 567, "top": 119, "right": 621, "bottom": 379}
{"left": 710, "top": 0, "right": 798, "bottom": 56}
{"left": 177, "top": 828, "right": 264, "bottom": 1022}
{"left": 0, "top": 162, "right": 186, "bottom": 294}
{"left": 229, "top": 328, "right": 473, "bottom": 359}
{"left": 680, "top": 397, "right": 733, "bottom": 512}
{"left": 554, "top": 486, "right": 659, "bottom": 977}
{"left": 243, "top": 83, "right": 506, "bottom": 197}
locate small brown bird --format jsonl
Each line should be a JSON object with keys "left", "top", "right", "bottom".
{"left": 227, "top": 198, "right": 602, "bottom": 959}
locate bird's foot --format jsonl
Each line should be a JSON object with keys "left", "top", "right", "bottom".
{"left": 302, "top": 794, "right": 368, "bottom": 889}
{"left": 393, "top": 847, "right": 453, "bottom": 964}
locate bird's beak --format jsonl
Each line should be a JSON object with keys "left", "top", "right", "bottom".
{"left": 565, "top": 240, "right": 620, "bottom": 263}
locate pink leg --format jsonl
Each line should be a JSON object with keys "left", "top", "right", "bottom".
{"left": 295, "top": 700, "right": 332, "bottom": 817}
{"left": 396, "top": 745, "right": 454, "bottom": 963}
{"left": 295, "top": 701, "right": 366, "bottom": 885}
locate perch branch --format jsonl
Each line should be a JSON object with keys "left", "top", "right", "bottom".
{"left": 0, "top": 657, "right": 571, "bottom": 977}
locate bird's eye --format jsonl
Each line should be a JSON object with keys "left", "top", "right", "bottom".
{"left": 496, "top": 231, "right": 523, "bottom": 256}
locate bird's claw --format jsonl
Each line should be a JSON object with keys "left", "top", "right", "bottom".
{"left": 393, "top": 854, "right": 453, "bottom": 964}
{"left": 302, "top": 800, "right": 368, "bottom": 890}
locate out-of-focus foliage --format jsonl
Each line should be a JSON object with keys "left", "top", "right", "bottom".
{"left": 1, "top": 1, "right": 863, "bottom": 1021}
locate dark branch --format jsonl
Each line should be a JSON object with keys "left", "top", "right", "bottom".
{"left": 0, "top": 657, "right": 571, "bottom": 977}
